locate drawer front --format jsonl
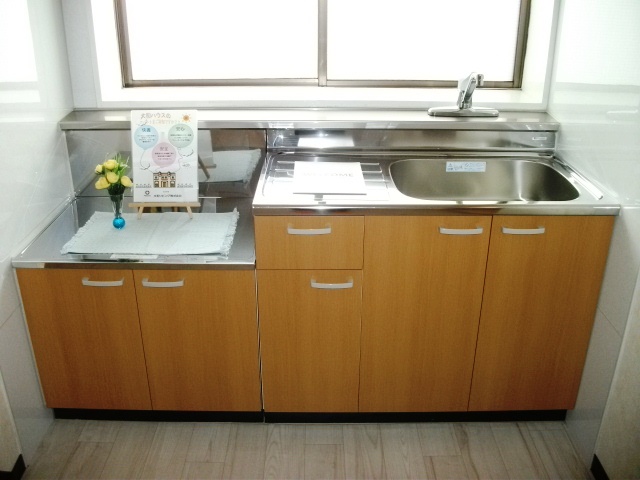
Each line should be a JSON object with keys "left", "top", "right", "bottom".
{"left": 254, "top": 216, "right": 364, "bottom": 269}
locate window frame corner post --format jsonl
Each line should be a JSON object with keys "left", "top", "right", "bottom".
{"left": 318, "top": 0, "right": 328, "bottom": 87}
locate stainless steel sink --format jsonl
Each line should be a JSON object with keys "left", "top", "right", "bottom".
{"left": 390, "top": 158, "right": 580, "bottom": 202}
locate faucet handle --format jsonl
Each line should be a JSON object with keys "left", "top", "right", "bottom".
{"left": 428, "top": 71, "right": 498, "bottom": 117}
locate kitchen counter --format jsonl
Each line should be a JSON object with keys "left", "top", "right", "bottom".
{"left": 12, "top": 195, "right": 256, "bottom": 269}
{"left": 252, "top": 153, "right": 620, "bottom": 217}
{"left": 14, "top": 111, "right": 620, "bottom": 269}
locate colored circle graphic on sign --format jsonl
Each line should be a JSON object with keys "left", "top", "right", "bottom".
{"left": 168, "top": 124, "right": 194, "bottom": 148}
{"left": 134, "top": 125, "right": 159, "bottom": 149}
{"left": 152, "top": 142, "right": 177, "bottom": 167}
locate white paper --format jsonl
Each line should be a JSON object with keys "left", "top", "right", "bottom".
{"left": 292, "top": 162, "right": 366, "bottom": 195}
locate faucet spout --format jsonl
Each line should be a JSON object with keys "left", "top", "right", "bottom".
{"left": 457, "top": 72, "right": 484, "bottom": 110}
{"left": 427, "top": 71, "right": 498, "bottom": 117}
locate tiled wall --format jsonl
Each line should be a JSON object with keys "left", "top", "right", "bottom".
{"left": 548, "top": 0, "right": 640, "bottom": 474}
{"left": 0, "top": 0, "right": 74, "bottom": 465}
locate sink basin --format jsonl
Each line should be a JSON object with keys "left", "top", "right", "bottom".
{"left": 390, "top": 158, "right": 580, "bottom": 202}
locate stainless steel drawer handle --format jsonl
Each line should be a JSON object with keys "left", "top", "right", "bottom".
{"left": 502, "top": 226, "right": 546, "bottom": 235}
{"left": 439, "top": 227, "right": 484, "bottom": 235}
{"left": 310, "top": 278, "right": 354, "bottom": 290}
{"left": 287, "top": 224, "right": 332, "bottom": 235}
{"left": 81, "top": 277, "right": 124, "bottom": 287}
{"left": 142, "top": 278, "right": 185, "bottom": 288}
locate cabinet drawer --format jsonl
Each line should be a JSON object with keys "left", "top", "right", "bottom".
{"left": 254, "top": 216, "right": 364, "bottom": 269}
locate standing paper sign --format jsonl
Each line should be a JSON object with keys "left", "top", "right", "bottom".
{"left": 131, "top": 110, "right": 198, "bottom": 203}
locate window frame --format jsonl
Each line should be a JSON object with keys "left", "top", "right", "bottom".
{"left": 114, "top": 0, "right": 530, "bottom": 89}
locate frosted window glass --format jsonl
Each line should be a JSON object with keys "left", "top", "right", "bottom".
{"left": 0, "top": 0, "right": 37, "bottom": 82}
{"left": 124, "top": 0, "right": 318, "bottom": 80}
{"left": 327, "top": 0, "right": 521, "bottom": 81}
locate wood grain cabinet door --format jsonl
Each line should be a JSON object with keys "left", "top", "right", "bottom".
{"left": 17, "top": 269, "right": 151, "bottom": 410}
{"left": 134, "top": 270, "right": 262, "bottom": 411}
{"left": 359, "top": 216, "right": 492, "bottom": 412}
{"left": 469, "top": 216, "right": 614, "bottom": 411}
{"left": 258, "top": 269, "right": 362, "bottom": 412}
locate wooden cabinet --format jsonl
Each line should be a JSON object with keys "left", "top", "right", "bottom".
{"left": 255, "top": 214, "right": 613, "bottom": 413}
{"left": 17, "top": 268, "right": 261, "bottom": 412}
{"left": 359, "top": 216, "right": 492, "bottom": 412}
{"left": 17, "top": 269, "right": 151, "bottom": 410}
{"left": 134, "top": 270, "right": 261, "bottom": 411}
{"left": 26, "top": 213, "right": 611, "bottom": 413}
{"left": 255, "top": 216, "right": 364, "bottom": 412}
{"left": 469, "top": 216, "right": 614, "bottom": 411}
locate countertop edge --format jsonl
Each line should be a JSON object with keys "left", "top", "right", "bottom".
{"left": 59, "top": 109, "right": 560, "bottom": 131}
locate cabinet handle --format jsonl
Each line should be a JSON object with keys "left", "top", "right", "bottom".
{"left": 310, "top": 278, "right": 354, "bottom": 290}
{"left": 141, "top": 278, "right": 185, "bottom": 288}
{"left": 502, "top": 226, "right": 546, "bottom": 235}
{"left": 439, "top": 227, "right": 484, "bottom": 235}
{"left": 81, "top": 277, "right": 124, "bottom": 287}
{"left": 287, "top": 224, "right": 332, "bottom": 235}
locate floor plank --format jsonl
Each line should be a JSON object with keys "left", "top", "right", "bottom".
{"left": 24, "top": 420, "right": 86, "bottom": 480}
{"left": 263, "top": 424, "right": 305, "bottom": 480}
{"left": 380, "top": 424, "right": 430, "bottom": 479}
{"left": 343, "top": 424, "right": 386, "bottom": 479}
{"left": 182, "top": 461, "right": 224, "bottom": 480}
{"left": 417, "top": 423, "right": 461, "bottom": 457}
{"left": 529, "top": 429, "right": 591, "bottom": 480}
{"left": 140, "top": 422, "right": 194, "bottom": 479}
{"left": 491, "top": 423, "right": 549, "bottom": 480}
{"left": 222, "top": 424, "right": 268, "bottom": 480}
{"left": 454, "top": 423, "right": 510, "bottom": 480}
{"left": 99, "top": 421, "right": 158, "bottom": 480}
{"left": 430, "top": 455, "right": 469, "bottom": 480}
{"left": 59, "top": 441, "right": 113, "bottom": 479}
{"left": 78, "top": 420, "right": 122, "bottom": 443}
{"left": 187, "top": 423, "right": 232, "bottom": 464}
{"left": 304, "top": 444, "right": 346, "bottom": 480}
{"left": 305, "top": 424, "right": 344, "bottom": 445}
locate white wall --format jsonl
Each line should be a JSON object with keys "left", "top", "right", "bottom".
{"left": 0, "top": 0, "right": 74, "bottom": 466}
{"left": 0, "top": 371, "right": 21, "bottom": 471}
{"left": 548, "top": 0, "right": 640, "bottom": 475}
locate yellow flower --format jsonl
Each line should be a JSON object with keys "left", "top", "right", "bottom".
{"left": 106, "top": 171, "right": 119, "bottom": 184}
{"left": 103, "top": 159, "right": 118, "bottom": 170}
{"left": 95, "top": 176, "right": 110, "bottom": 189}
{"left": 94, "top": 153, "right": 131, "bottom": 193}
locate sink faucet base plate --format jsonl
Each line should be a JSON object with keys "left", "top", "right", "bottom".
{"left": 427, "top": 106, "right": 499, "bottom": 117}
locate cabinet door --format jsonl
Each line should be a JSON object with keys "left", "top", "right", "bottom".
{"left": 254, "top": 216, "right": 364, "bottom": 269}
{"left": 134, "top": 270, "right": 261, "bottom": 411}
{"left": 258, "top": 270, "right": 361, "bottom": 412}
{"left": 17, "top": 269, "right": 151, "bottom": 410}
{"left": 359, "top": 216, "right": 492, "bottom": 412}
{"left": 469, "top": 216, "right": 614, "bottom": 411}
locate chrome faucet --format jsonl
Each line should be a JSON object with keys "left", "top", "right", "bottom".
{"left": 457, "top": 72, "right": 484, "bottom": 109}
{"left": 428, "top": 71, "right": 499, "bottom": 117}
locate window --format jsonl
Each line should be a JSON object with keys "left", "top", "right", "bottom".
{"left": 115, "top": 0, "right": 529, "bottom": 88}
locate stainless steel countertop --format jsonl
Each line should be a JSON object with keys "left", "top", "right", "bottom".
{"left": 13, "top": 196, "right": 256, "bottom": 269}
{"left": 60, "top": 109, "right": 560, "bottom": 132}
{"left": 252, "top": 152, "right": 620, "bottom": 216}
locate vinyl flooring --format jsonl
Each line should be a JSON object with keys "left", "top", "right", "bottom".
{"left": 23, "top": 420, "right": 593, "bottom": 479}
